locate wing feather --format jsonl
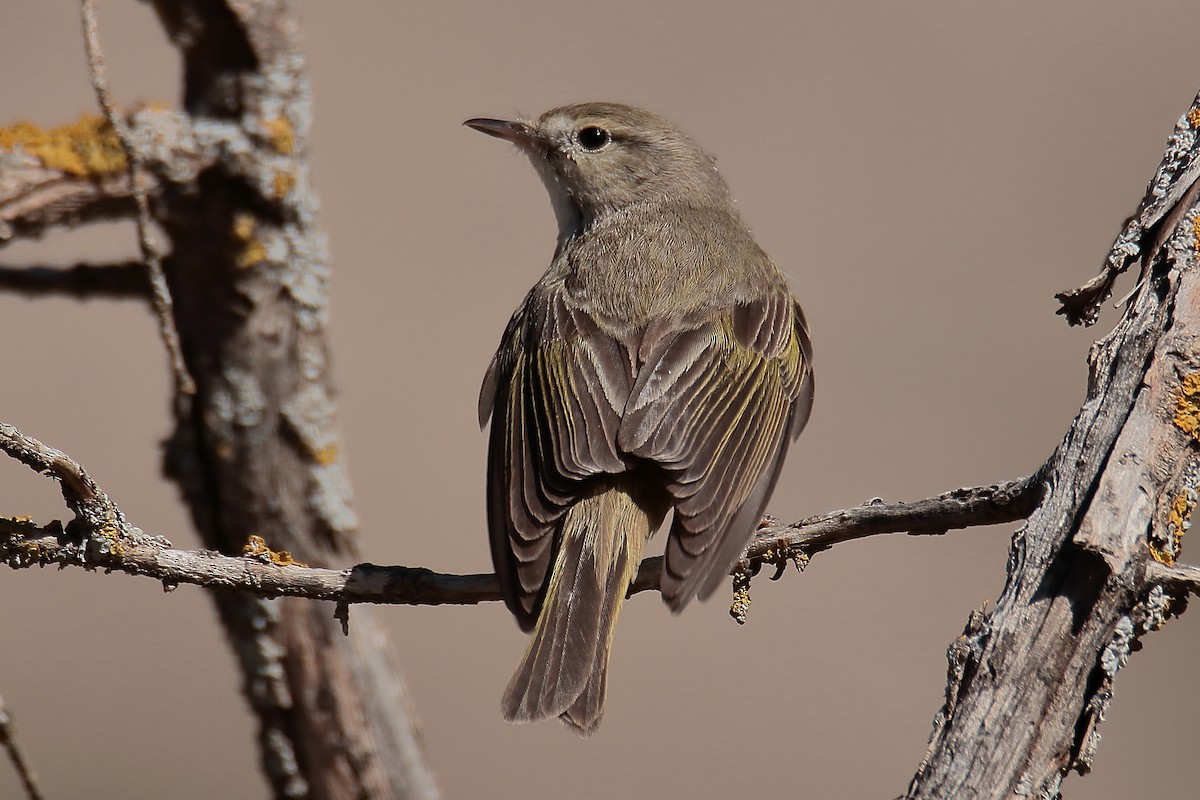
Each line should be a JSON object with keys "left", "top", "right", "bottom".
{"left": 619, "top": 291, "right": 812, "bottom": 610}
{"left": 483, "top": 288, "right": 633, "bottom": 628}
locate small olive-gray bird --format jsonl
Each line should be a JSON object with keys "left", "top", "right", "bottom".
{"left": 467, "top": 102, "right": 814, "bottom": 735}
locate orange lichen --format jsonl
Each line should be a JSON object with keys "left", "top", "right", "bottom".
{"left": 310, "top": 443, "right": 339, "bottom": 466}
{"left": 1188, "top": 107, "right": 1200, "bottom": 130}
{"left": 232, "top": 212, "right": 266, "bottom": 269}
{"left": 0, "top": 114, "right": 125, "bottom": 177}
{"left": 271, "top": 169, "right": 296, "bottom": 199}
{"left": 264, "top": 116, "right": 295, "bottom": 155}
{"left": 95, "top": 522, "right": 126, "bottom": 558}
{"left": 243, "top": 534, "right": 308, "bottom": 567}
{"left": 1151, "top": 490, "right": 1194, "bottom": 566}
{"left": 1173, "top": 373, "right": 1200, "bottom": 441}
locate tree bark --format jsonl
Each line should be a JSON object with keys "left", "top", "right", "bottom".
{"left": 905, "top": 94, "right": 1200, "bottom": 799}
{"left": 142, "top": 3, "right": 437, "bottom": 798}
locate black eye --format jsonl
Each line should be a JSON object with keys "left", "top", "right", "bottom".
{"left": 577, "top": 126, "right": 611, "bottom": 151}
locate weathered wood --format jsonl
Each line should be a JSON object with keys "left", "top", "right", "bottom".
{"left": 0, "top": 471, "right": 1040, "bottom": 609}
{"left": 142, "top": 3, "right": 438, "bottom": 798}
{"left": 906, "top": 93, "right": 1200, "bottom": 800}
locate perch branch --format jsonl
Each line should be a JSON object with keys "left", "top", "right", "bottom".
{"left": 0, "top": 421, "right": 1044, "bottom": 607}
{"left": 80, "top": 0, "right": 193, "bottom": 395}
{"left": 0, "top": 261, "right": 150, "bottom": 299}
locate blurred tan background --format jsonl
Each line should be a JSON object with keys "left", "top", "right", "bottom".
{"left": 1, "top": 2, "right": 1198, "bottom": 798}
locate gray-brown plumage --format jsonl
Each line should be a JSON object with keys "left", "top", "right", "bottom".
{"left": 467, "top": 102, "right": 814, "bottom": 735}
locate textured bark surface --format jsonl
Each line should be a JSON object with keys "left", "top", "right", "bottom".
{"left": 905, "top": 95, "right": 1200, "bottom": 799}
{"left": 113, "top": 3, "right": 436, "bottom": 798}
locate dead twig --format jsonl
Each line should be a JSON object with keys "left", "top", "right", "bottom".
{"left": 0, "top": 694, "right": 46, "bottom": 800}
{"left": 80, "top": 0, "right": 194, "bottom": 396}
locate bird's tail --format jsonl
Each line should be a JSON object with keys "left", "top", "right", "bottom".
{"left": 501, "top": 482, "right": 656, "bottom": 735}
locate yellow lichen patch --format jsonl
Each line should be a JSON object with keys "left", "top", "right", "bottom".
{"left": 1151, "top": 490, "right": 1195, "bottom": 565}
{"left": 0, "top": 115, "right": 126, "bottom": 177}
{"left": 0, "top": 515, "right": 35, "bottom": 531}
{"left": 96, "top": 522, "right": 126, "bottom": 558}
{"left": 264, "top": 116, "right": 295, "bottom": 155}
{"left": 1173, "top": 373, "right": 1200, "bottom": 441}
{"left": 243, "top": 534, "right": 308, "bottom": 567}
{"left": 309, "top": 443, "right": 339, "bottom": 466}
{"left": 232, "top": 212, "right": 267, "bottom": 269}
{"left": 271, "top": 169, "right": 296, "bottom": 199}
{"left": 1192, "top": 212, "right": 1200, "bottom": 254}
{"left": 729, "top": 581, "right": 751, "bottom": 625}
{"left": 1189, "top": 107, "right": 1200, "bottom": 130}
{"left": 1, "top": 516, "right": 42, "bottom": 560}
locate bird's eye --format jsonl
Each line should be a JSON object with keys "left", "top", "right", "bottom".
{"left": 577, "top": 126, "right": 611, "bottom": 151}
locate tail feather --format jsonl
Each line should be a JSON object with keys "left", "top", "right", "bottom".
{"left": 559, "top": 591, "right": 617, "bottom": 735}
{"left": 501, "top": 484, "right": 652, "bottom": 734}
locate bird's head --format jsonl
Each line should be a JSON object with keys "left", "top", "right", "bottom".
{"left": 466, "top": 102, "right": 731, "bottom": 235}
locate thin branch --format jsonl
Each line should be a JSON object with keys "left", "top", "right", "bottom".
{"left": 1145, "top": 560, "right": 1200, "bottom": 595}
{"left": 1056, "top": 89, "right": 1200, "bottom": 326}
{"left": 630, "top": 474, "right": 1043, "bottom": 595}
{"left": 1, "top": 518, "right": 496, "bottom": 605}
{"left": 80, "top": 0, "right": 194, "bottom": 396}
{"left": 0, "top": 694, "right": 45, "bottom": 800}
{"left": 0, "top": 418, "right": 1043, "bottom": 608}
{"left": 0, "top": 422, "right": 101, "bottom": 507}
{"left": 0, "top": 261, "right": 150, "bottom": 300}
{"left": 0, "top": 167, "right": 136, "bottom": 245}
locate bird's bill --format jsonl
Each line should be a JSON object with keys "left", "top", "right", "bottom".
{"left": 464, "top": 117, "right": 538, "bottom": 146}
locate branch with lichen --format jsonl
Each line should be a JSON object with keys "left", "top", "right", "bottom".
{"left": 0, "top": 114, "right": 137, "bottom": 244}
{"left": 0, "top": 420, "right": 1043, "bottom": 619}
{"left": 1056, "top": 92, "right": 1200, "bottom": 326}
{"left": 0, "top": 108, "right": 252, "bottom": 250}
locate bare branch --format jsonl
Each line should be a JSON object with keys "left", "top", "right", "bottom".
{"left": 0, "top": 420, "right": 1041, "bottom": 608}
{"left": 1145, "top": 560, "right": 1200, "bottom": 595}
{"left": 0, "top": 261, "right": 150, "bottom": 299}
{"left": 80, "top": 0, "right": 193, "bottom": 396}
{"left": 1, "top": 518, "right": 496, "bottom": 605}
{"left": 0, "top": 422, "right": 102, "bottom": 508}
{"left": 0, "top": 694, "right": 45, "bottom": 800}
{"left": 1056, "top": 89, "right": 1200, "bottom": 326}
{"left": 0, "top": 162, "right": 136, "bottom": 246}
{"left": 631, "top": 474, "right": 1044, "bottom": 596}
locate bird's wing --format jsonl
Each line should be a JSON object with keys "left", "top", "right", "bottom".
{"left": 480, "top": 286, "right": 633, "bottom": 630}
{"left": 619, "top": 290, "right": 813, "bottom": 610}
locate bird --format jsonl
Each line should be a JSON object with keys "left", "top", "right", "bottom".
{"left": 467, "top": 102, "right": 814, "bottom": 735}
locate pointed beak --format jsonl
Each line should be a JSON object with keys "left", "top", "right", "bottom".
{"left": 463, "top": 117, "right": 539, "bottom": 148}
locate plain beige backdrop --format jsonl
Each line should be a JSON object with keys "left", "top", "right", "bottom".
{"left": 2, "top": 2, "right": 1198, "bottom": 798}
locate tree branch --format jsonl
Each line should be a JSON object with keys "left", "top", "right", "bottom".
{"left": 906, "top": 88, "right": 1200, "bottom": 799}
{"left": 1144, "top": 560, "right": 1200, "bottom": 595}
{"left": 0, "top": 115, "right": 135, "bottom": 244}
{"left": 0, "top": 694, "right": 45, "bottom": 800}
{"left": 1056, "top": 97, "right": 1200, "bottom": 326}
{"left": 80, "top": 0, "right": 193, "bottom": 396}
{"left": 0, "top": 420, "right": 1043, "bottom": 610}
{"left": 0, "top": 261, "right": 150, "bottom": 299}
{"left": 0, "top": 109, "right": 218, "bottom": 251}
